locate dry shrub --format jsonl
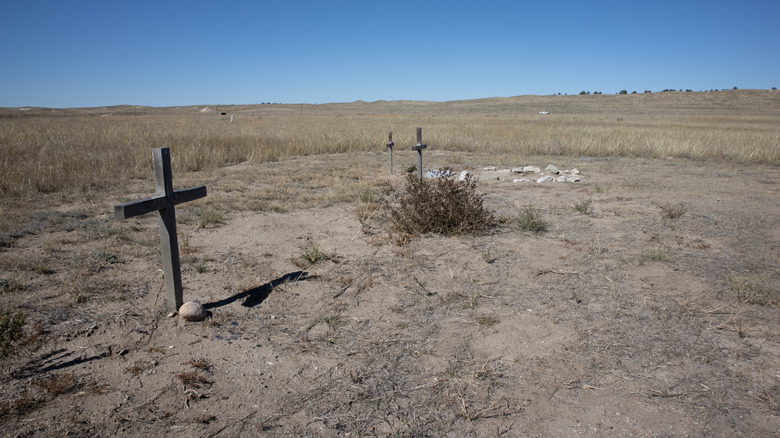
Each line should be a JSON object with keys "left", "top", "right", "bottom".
{"left": 728, "top": 274, "right": 779, "bottom": 307}
{"left": 656, "top": 201, "right": 687, "bottom": 219}
{"left": 34, "top": 372, "right": 76, "bottom": 395}
{"left": 177, "top": 370, "right": 212, "bottom": 388}
{"left": 390, "top": 173, "right": 494, "bottom": 236}
{"left": 0, "top": 310, "right": 25, "bottom": 356}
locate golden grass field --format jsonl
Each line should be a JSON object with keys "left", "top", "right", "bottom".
{"left": 1, "top": 89, "right": 778, "bottom": 197}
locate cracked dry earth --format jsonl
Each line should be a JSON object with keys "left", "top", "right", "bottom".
{"left": 1, "top": 153, "right": 779, "bottom": 437}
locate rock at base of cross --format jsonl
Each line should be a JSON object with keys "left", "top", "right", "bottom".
{"left": 179, "top": 301, "right": 208, "bottom": 321}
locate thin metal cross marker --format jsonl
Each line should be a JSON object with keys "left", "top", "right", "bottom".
{"left": 386, "top": 130, "right": 395, "bottom": 174}
{"left": 412, "top": 127, "right": 426, "bottom": 180}
{"left": 114, "top": 148, "right": 207, "bottom": 311}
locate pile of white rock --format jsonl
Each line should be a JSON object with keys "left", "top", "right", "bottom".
{"left": 479, "top": 164, "right": 581, "bottom": 183}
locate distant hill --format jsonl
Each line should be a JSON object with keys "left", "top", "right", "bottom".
{"left": 1, "top": 89, "right": 778, "bottom": 118}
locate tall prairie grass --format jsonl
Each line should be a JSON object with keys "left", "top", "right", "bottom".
{"left": 1, "top": 96, "right": 778, "bottom": 196}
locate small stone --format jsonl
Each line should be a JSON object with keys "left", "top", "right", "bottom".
{"left": 513, "top": 178, "right": 530, "bottom": 183}
{"left": 570, "top": 168, "right": 580, "bottom": 175}
{"left": 482, "top": 166, "right": 497, "bottom": 171}
{"left": 497, "top": 169, "right": 511, "bottom": 173}
{"left": 511, "top": 167, "right": 525, "bottom": 173}
{"left": 458, "top": 170, "right": 472, "bottom": 181}
{"left": 478, "top": 172, "right": 500, "bottom": 181}
{"left": 179, "top": 301, "right": 208, "bottom": 322}
{"left": 545, "top": 164, "right": 560, "bottom": 174}
{"left": 567, "top": 175, "right": 580, "bottom": 182}
{"left": 523, "top": 166, "right": 541, "bottom": 173}
{"left": 557, "top": 175, "right": 566, "bottom": 182}
{"left": 537, "top": 176, "right": 556, "bottom": 183}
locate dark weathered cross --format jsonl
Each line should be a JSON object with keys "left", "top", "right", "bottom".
{"left": 386, "top": 130, "right": 395, "bottom": 174}
{"left": 114, "top": 148, "right": 207, "bottom": 311}
{"left": 411, "top": 127, "right": 427, "bottom": 180}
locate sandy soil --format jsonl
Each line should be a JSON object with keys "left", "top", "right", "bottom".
{"left": 1, "top": 153, "right": 779, "bottom": 437}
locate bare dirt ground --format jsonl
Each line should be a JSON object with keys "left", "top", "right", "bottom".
{"left": 1, "top": 151, "right": 779, "bottom": 437}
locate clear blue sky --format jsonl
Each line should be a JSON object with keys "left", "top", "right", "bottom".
{"left": 1, "top": 0, "right": 777, "bottom": 107}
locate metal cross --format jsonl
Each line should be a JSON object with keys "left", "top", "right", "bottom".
{"left": 411, "top": 127, "right": 427, "bottom": 180}
{"left": 386, "top": 130, "right": 395, "bottom": 174}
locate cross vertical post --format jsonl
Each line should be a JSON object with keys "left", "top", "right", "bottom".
{"left": 154, "top": 148, "right": 183, "bottom": 312}
{"left": 412, "top": 127, "right": 427, "bottom": 180}
{"left": 386, "top": 130, "right": 394, "bottom": 174}
{"left": 114, "top": 147, "right": 207, "bottom": 311}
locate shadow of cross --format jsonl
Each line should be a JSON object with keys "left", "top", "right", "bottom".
{"left": 113, "top": 148, "right": 207, "bottom": 311}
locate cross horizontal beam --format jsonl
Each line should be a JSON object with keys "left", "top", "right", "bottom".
{"left": 114, "top": 185, "right": 207, "bottom": 219}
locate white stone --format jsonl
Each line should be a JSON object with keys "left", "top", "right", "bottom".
{"left": 523, "top": 166, "right": 541, "bottom": 173}
{"left": 179, "top": 301, "right": 208, "bottom": 321}
{"left": 458, "top": 170, "right": 472, "bottom": 181}
{"left": 513, "top": 178, "right": 531, "bottom": 183}
{"left": 557, "top": 175, "right": 566, "bottom": 182}
{"left": 426, "top": 169, "right": 450, "bottom": 178}
{"left": 482, "top": 166, "right": 497, "bottom": 171}
{"left": 511, "top": 167, "right": 525, "bottom": 173}
{"left": 567, "top": 175, "right": 580, "bottom": 182}
{"left": 479, "top": 172, "right": 500, "bottom": 181}
{"left": 570, "top": 168, "right": 580, "bottom": 175}
{"left": 545, "top": 164, "right": 560, "bottom": 174}
{"left": 537, "top": 176, "right": 556, "bottom": 183}
{"left": 497, "top": 169, "right": 511, "bottom": 173}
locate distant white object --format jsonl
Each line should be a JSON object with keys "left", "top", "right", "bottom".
{"left": 539, "top": 111, "right": 549, "bottom": 115}
{"left": 458, "top": 170, "right": 472, "bottom": 181}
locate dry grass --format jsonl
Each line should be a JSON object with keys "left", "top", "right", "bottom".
{"left": 1, "top": 90, "right": 778, "bottom": 197}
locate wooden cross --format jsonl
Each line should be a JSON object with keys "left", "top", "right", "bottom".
{"left": 411, "top": 127, "right": 427, "bottom": 180}
{"left": 386, "top": 130, "right": 395, "bottom": 174}
{"left": 114, "top": 148, "right": 207, "bottom": 311}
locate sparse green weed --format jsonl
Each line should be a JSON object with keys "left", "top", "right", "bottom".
{"left": 270, "top": 204, "right": 288, "bottom": 213}
{"left": 1, "top": 310, "right": 26, "bottom": 355}
{"left": 0, "top": 278, "right": 23, "bottom": 294}
{"left": 639, "top": 249, "right": 668, "bottom": 264}
{"left": 574, "top": 198, "right": 593, "bottom": 215}
{"left": 516, "top": 205, "right": 548, "bottom": 233}
{"left": 475, "top": 315, "right": 499, "bottom": 327}
{"left": 198, "top": 207, "right": 224, "bottom": 228}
